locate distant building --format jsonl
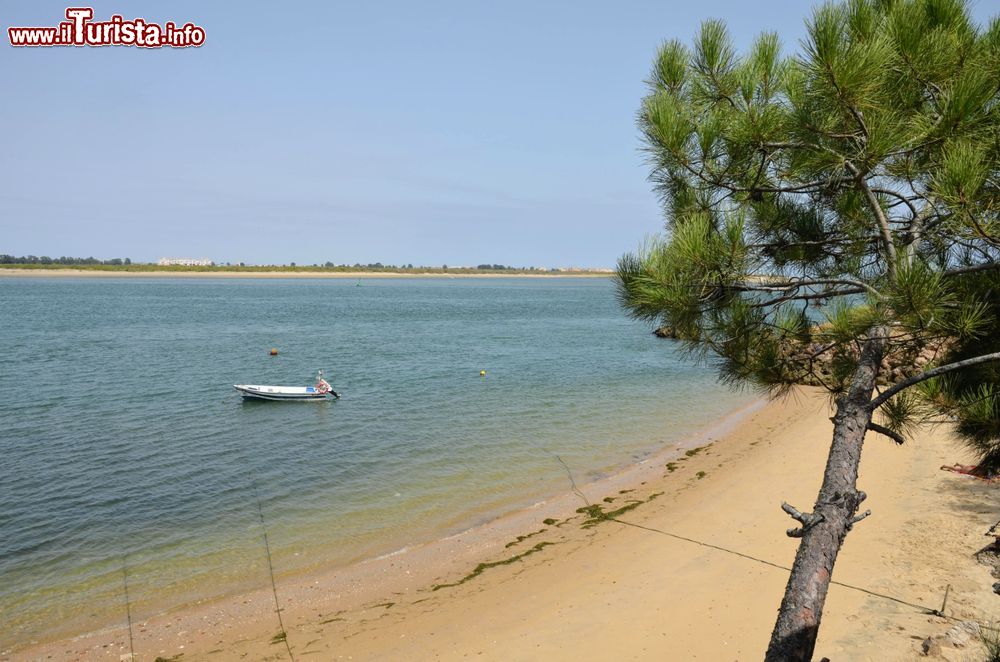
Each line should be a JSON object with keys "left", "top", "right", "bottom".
{"left": 158, "top": 257, "right": 214, "bottom": 267}
{"left": 553, "top": 266, "right": 614, "bottom": 273}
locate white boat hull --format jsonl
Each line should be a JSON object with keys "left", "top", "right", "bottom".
{"left": 234, "top": 384, "right": 332, "bottom": 401}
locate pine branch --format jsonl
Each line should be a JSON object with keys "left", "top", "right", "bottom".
{"left": 750, "top": 287, "right": 866, "bottom": 308}
{"left": 846, "top": 104, "right": 869, "bottom": 142}
{"left": 746, "top": 236, "right": 880, "bottom": 249}
{"left": 867, "top": 421, "right": 905, "bottom": 445}
{"left": 969, "top": 212, "right": 1000, "bottom": 247}
{"left": 868, "top": 352, "right": 1000, "bottom": 412}
{"left": 845, "top": 162, "right": 898, "bottom": 279}
{"left": 674, "top": 156, "right": 844, "bottom": 196}
{"left": 942, "top": 262, "right": 1000, "bottom": 277}
{"left": 871, "top": 188, "right": 919, "bottom": 219}
{"left": 740, "top": 277, "right": 880, "bottom": 295}
{"left": 781, "top": 501, "right": 824, "bottom": 538}
{"left": 950, "top": 239, "right": 997, "bottom": 262}
{"left": 906, "top": 197, "right": 940, "bottom": 261}
{"left": 849, "top": 509, "right": 872, "bottom": 527}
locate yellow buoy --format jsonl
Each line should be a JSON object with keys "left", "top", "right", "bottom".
{"left": 270, "top": 348, "right": 279, "bottom": 356}
{"left": 480, "top": 370, "right": 486, "bottom": 376}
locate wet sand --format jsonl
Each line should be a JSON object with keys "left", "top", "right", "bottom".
{"left": 8, "top": 388, "right": 998, "bottom": 661}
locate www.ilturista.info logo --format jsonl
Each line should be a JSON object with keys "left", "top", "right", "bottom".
{"left": 8, "top": 8, "right": 205, "bottom": 48}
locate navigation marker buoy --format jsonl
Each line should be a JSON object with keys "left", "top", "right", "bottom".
{"left": 480, "top": 370, "right": 486, "bottom": 376}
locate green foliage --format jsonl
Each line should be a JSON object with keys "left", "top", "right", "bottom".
{"left": 932, "top": 271, "right": 1000, "bottom": 470}
{"left": 884, "top": 259, "right": 951, "bottom": 332}
{"left": 877, "top": 390, "right": 931, "bottom": 440}
{"left": 616, "top": 214, "right": 749, "bottom": 340}
{"left": 650, "top": 40, "right": 689, "bottom": 93}
{"left": 934, "top": 139, "right": 991, "bottom": 207}
{"left": 981, "top": 622, "right": 1000, "bottom": 662}
{"left": 953, "top": 384, "right": 1000, "bottom": 465}
{"left": 619, "top": 0, "right": 1000, "bottom": 460}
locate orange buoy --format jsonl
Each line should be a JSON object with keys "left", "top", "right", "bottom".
{"left": 270, "top": 348, "right": 279, "bottom": 356}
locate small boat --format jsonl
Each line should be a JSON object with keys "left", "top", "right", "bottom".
{"left": 235, "top": 370, "right": 340, "bottom": 401}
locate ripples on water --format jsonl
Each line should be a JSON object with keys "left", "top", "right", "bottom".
{"left": 0, "top": 277, "right": 750, "bottom": 646}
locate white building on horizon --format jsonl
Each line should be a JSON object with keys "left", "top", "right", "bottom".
{"left": 158, "top": 257, "right": 214, "bottom": 267}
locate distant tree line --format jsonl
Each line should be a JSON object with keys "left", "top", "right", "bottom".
{"left": 0, "top": 254, "right": 131, "bottom": 265}
{"left": 319, "top": 261, "right": 542, "bottom": 271}
{"left": 0, "top": 256, "right": 584, "bottom": 274}
{"left": 322, "top": 262, "right": 423, "bottom": 270}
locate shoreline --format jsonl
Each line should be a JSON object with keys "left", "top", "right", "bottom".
{"left": 5, "top": 396, "right": 766, "bottom": 659}
{"left": 0, "top": 268, "right": 612, "bottom": 279}
{"left": 9, "top": 389, "right": 999, "bottom": 661}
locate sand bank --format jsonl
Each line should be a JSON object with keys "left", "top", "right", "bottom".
{"left": 9, "top": 388, "right": 998, "bottom": 661}
{"left": 0, "top": 269, "right": 609, "bottom": 279}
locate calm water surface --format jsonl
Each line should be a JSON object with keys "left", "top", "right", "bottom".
{"left": 0, "top": 277, "right": 751, "bottom": 648}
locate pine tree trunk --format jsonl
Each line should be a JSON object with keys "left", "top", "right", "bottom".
{"left": 763, "top": 327, "right": 888, "bottom": 662}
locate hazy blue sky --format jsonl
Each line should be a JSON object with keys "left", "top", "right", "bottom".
{"left": 1, "top": 1, "right": 995, "bottom": 267}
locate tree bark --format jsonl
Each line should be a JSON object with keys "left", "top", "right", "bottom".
{"left": 764, "top": 326, "right": 888, "bottom": 662}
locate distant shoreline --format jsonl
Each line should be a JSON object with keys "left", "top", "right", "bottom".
{"left": 0, "top": 268, "right": 612, "bottom": 279}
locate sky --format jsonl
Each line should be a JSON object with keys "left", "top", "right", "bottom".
{"left": 1, "top": 1, "right": 995, "bottom": 268}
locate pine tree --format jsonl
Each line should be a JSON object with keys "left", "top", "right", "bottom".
{"left": 616, "top": 1, "right": 1000, "bottom": 659}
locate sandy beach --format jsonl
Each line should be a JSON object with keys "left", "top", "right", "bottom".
{"left": 0, "top": 269, "right": 610, "bottom": 279}
{"left": 8, "top": 388, "right": 998, "bottom": 661}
